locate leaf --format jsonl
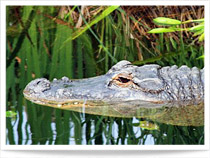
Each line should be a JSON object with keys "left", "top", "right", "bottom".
{"left": 189, "top": 23, "right": 204, "bottom": 32}
{"left": 153, "top": 17, "right": 181, "bottom": 25}
{"left": 190, "top": 18, "right": 205, "bottom": 23}
{"left": 197, "top": 55, "right": 204, "bottom": 59}
{"left": 192, "top": 29, "right": 204, "bottom": 36}
{"left": 6, "top": 111, "right": 17, "bottom": 118}
{"left": 148, "top": 28, "right": 177, "bottom": 33}
{"left": 170, "top": 37, "right": 177, "bottom": 49}
{"left": 198, "top": 33, "right": 205, "bottom": 42}
{"left": 182, "top": 18, "right": 204, "bottom": 24}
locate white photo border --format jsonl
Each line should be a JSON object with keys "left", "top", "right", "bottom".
{"left": 0, "top": 0, "right": 209, "bottom": 151}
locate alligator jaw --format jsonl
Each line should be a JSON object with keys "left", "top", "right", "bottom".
{"left": 23, "top": 75, "right": 116, "bottom": 107}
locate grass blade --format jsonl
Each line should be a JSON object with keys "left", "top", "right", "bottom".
{"left": 71, "top": 6, "right": 119, "bottom": 40}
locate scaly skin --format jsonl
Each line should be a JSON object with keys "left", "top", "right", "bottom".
{"left": 23, "top": 60, "right": 204, "bottom": 106}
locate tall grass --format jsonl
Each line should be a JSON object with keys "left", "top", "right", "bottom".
{"left": 6, "top": 6, "right": 204, "bottom": 145}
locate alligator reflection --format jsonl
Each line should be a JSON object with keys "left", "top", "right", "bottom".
{"left": 30, "top": 100, "right": 204, "bottom": 127}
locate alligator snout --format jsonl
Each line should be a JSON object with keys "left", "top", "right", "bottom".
{"left": 23, "top": 78, "right": 51, "bottom": 96}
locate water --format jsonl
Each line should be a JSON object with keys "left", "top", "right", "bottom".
{"left": 6, "top": 107, "right": 155, "bottom": 145}
{"left": 6, "top": 92, "right": 204, "bottom": 145}
{"left": 6, "top": 106, "right": 148, "bottom": 145}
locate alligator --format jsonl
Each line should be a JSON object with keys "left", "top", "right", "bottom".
{"left": 23, "top": 60, "right": 204, "bottom": 107}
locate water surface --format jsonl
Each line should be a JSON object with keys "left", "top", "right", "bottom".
{"left": 6, "top": 92, "right": 204, "bottom": 145}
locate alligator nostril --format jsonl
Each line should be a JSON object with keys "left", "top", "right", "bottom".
{"left": 24, "top": 78, "right": 51, "bottom": 94}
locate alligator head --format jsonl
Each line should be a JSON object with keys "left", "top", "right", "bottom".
{"left": 23, "top": 60, "right": 204, "bottom": 107}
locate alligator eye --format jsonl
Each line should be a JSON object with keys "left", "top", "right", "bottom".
{"left": 111, "top": 73, "right": 133, "bottom": 88}
{"left": 116, "top": 77, "right": 131, "bottom": 83}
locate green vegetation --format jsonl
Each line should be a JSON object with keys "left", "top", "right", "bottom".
{"left": 6, "top": 6, "right": 204, "bottom": 145}
{"left": 148, "top": 17, "right": 205, "bottom": 42}
{"left": 6, "top": 110, "right": 17, "bottom": 118}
